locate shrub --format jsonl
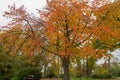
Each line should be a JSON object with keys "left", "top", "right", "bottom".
{"left": 117, "top": 68, "right": 120, "bottom": 77}
{"left": 11, "top": 76, "right": 19, "bottom": 80}
{"left": 45, "top": 69, "right": 55, "bottom": 78}
{"left": 91, "top": 66, "right": 112, "bottom": 79}
{"left": 109, "top": 67, "right": 119, "bottom": 77}
{"left": 17, "top": 67, "right": 42, "bottom": 80}
{"left": 43, "top": 67, "right": 56, "bottom": 78}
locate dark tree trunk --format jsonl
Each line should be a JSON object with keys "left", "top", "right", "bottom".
{"left": 62, "top": 56, "right": 70, "bottom": 80}
{"left": 86, "top": 54, "right": 88, "bottom": 79}
{"left": 108, "top": 54, "right": 111, "bottom": 72}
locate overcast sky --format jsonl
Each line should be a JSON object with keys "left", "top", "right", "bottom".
{"left": 0, "top": 0, "right": 46, "bottom": 26}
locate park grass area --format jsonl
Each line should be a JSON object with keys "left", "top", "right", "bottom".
{"left": 41, "top": 77, "right": 120, "bottom": 80}
{"left": 41, "top": 77, "right": 100, "bottom": 80}
{"left": 71, "top": 77, "right": 100, "bottom": 80}
{"left": 71, "top": 77, "right": 120, "bottom": 80}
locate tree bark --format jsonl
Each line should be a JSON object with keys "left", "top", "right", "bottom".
{"left": 108, "top": 53, "right": 111, "bottom": 72}
{"left": 86, "top": 54, "right": 88, "bottom": 79}
{"left": 62, "top": 56, "right": 70, "bottom": 80}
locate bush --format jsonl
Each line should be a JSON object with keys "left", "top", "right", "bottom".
{"left": 11, "top": 76, "right": 19, "bottom": 80}
{"left": 91, "top": 66, "right": 112, "bottom": 79}
{"left": 118, "top": 69, "right": 120, "bottom": 77}
{"left": 17, "top": 67, "right": 42, "bottom": 80}
{"left": 0, "top": 76, "right": 13, "bottom": 80}
{"left": 45, "top": 69, "right": 55, "bottom": 78}
{"left": 43, "top": 67, "right": 56, "bottom": 78}
{"left": 109, "top": 67, "right": 119, "bottom": 77}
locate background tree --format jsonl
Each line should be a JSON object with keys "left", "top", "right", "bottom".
{"left": 94, "top": 0, "right": 120, "bottom": 72}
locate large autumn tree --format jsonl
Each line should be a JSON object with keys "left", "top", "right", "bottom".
{"left": 1, "top": 0, "right": 120, "bottom": 80}
{"left": 40, "top": 0, "right": 117, "bottom": 80}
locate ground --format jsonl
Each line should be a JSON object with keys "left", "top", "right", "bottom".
{"left": 41, "top": 78, "right": 61, "bottom": 80}
{"left": 40, "top": 77, "right": 120, "bottom": 80}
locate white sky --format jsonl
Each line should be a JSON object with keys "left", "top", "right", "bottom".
{"left": 0, "top": 0, "right": 46, "bottom": 26}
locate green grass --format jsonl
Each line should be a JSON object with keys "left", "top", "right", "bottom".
{"left": 71, "top": 77, "right": 100, "bottom": 80}
{"left": 40, "top": 77, "right": 119, "bottom": 80}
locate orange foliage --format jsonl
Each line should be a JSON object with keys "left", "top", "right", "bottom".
{"left": 0, "top": 0, "right": 119, "bottom": 69}
{"left": 0, "top": 1, "right": 120, "bottom": 80}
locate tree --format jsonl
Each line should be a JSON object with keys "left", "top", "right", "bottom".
{"left": 40, "top": 0, "right": 115, "bottom": 80}
{"left": 94, "top": 0, "right": 120, "bottom": 72}
{"left": 0, "top": 5, "right": 48, "bottom": 76}
{"left": 1, "top": 0, "right": 119, "bottom": 80}
{"left": 94, "top": 0, "right": 120, "bottom": 50}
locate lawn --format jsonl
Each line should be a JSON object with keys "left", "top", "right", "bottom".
{"left": 41, "top": 77, "right": 100, "bottom": 80}
{"left": 71, "top": 77, "right": 100, "bottom": 80}
{"left": 41, "top": 77, "right": 120, "bottom": 80}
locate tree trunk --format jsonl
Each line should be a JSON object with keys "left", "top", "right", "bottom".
{"left": 108, "top": 53, "right": 111, "bottom": 72}
{"left": 62, "top": 56, "right": 70, "bottom": 80}
{"left": 86, "top": 54, "right": 88, "bottom": 79}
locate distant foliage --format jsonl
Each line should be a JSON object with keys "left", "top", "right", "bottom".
{"left": 109, "top": 62, "right": 120, "bottom": 77}
{"left": 91, "top": 66, "right": 112, "bottom": 79}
